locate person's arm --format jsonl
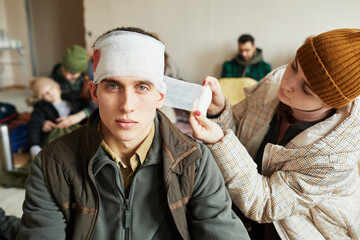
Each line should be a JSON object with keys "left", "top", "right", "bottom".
{"left": 189, "top": 111, "right": 340, "bottom": 223}
{"left": 28, "top": 103, "right": 54, "bottom": 148}
{"left": 16, "top": 154, "right": 66, "bottom": 240}
{"left": 187, "top": 143, "right": 250, "bottom": 240}
{"left": 0, "top": 208, "right": 20, "bottom": 240}
{"left": 208, "top": 129, "right": 343, "bottom": 223}
{"left": 55, "top": 110, "right": 87, "bottom": 128}
{"left": 82, "top": 99, "right": 98, "bottom": 117}
{"left": 56, "top": 99, "right": 97, "bottom": 129}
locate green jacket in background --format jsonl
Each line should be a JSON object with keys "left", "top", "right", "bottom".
{"left": 221, "top": 48, "right": 271, "bottom": 81}
{"left": 16, "top": 110, "right": 250, "bottom": 240}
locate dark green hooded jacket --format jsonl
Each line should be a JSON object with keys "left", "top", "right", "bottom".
{"left": 221, "top": 48, "right": 271, "bottom": 81}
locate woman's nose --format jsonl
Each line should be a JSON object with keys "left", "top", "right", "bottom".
{"left": 283, "top": 78, "right": 295, "bottom": 93}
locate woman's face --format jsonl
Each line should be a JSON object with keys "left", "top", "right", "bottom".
{"left": 278, "top": 57, "right": 330, "bottom": 111}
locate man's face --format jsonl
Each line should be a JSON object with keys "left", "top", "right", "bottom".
{"left": 238, "top": 41, "right": 256, "bottom": 62}
{"left": 61, "top": 66, "right": 81, "bottom": 82}
{"left": 89, "top": 76, "right": 165, "bottom": 149}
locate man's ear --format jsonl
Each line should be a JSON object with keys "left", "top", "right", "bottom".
{"left": 156, "top": 92, "right": 165, "bottom": 109}
{"left": 89, "top": 82, "right": 99, "bottom": 106}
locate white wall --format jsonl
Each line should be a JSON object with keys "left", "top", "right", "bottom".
{"left": 0, "top": 0, "right": 31, "bottom": 87}
{"left": 1, "top": 0, "right": 359, "bottom": 87}
{"left": 0, "top": 0, "right": 11, "bottom": 87}
{"left": 29, "top": 0, "right": 86, "bottom": 76}
{"left": 0, "top": 0, "right": 84, "bottom": 88}
{"left": 84, "top": 0, "right": 360, "bottom": 83}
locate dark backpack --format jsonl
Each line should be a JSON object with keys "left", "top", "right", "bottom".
{"left": 0, "top": 103, "right": 18, "bottom": 124}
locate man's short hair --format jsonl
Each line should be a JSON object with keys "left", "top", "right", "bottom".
{"left": 238, "top": 34, "right": 255, "bottom": 44}
{"left": 93, "top": 27, "right": 161, "bottom": 48}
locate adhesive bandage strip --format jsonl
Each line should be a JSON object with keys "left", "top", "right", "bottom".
{"left": 163, "top": 76, "right": 212, "bottom": 115}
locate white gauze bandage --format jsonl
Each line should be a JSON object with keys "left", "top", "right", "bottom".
{"left": 93, "top": 30, "right": 212, "bottom": 114}
{"left": 93, "top": 31, "right": 166, "bottom": 93}
{"left": 164, "top": 76, "right": 212, "bottom": 115}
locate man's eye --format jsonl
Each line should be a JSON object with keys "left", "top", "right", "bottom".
{"left": 107, "top": 84, "right": 118, "bottom": 89}
{"left": 138, "top": 85, "right": 148, "bottom": 91}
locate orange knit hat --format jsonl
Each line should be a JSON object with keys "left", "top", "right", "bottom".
{"left": 297, "top": 28, "right": 360, "bottom": 108}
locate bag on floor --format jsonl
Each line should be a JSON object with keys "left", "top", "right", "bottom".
{"left": 0, "top": 102, "right": 18, "bottom": 124}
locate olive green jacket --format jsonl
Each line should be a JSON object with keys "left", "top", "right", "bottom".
{"left": 17, "top": 110, "right": 249, "bottom": 240}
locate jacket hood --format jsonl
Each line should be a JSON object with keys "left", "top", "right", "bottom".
{"left": 236, "top": 48, "right": 264, "bottom": 65}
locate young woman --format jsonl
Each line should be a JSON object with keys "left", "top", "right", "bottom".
{"left": 189, "top": 28, "right": 360, "bottom": 239}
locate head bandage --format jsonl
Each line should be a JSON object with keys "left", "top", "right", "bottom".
{"left": 93, "top": 31, "right": 166, "bottom": 93}
{"left": 93, "top": 30, "right": 212, "bottom": 114}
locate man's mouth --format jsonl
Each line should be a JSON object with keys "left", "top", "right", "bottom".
{"left": 115, "top": 119, "right": 137, "bottom": 128}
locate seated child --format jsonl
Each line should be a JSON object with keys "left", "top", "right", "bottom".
{"left": 27, "top": 77, "right": 81, "bottom": 159}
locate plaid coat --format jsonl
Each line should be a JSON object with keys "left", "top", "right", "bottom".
{"left": 210, "top": 66, "right": 360, "bottom": 240}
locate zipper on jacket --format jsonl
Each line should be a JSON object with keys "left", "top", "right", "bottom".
{"left": 124, "top": 198, "right": 130, "bottom": 240}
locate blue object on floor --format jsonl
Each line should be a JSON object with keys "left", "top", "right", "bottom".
{"left": 10, "top": 123, "right": 28, "bottom": 152}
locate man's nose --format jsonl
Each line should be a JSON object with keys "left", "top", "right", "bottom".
{"left": 118, "top": 90, "right": 135, "bottom": 113}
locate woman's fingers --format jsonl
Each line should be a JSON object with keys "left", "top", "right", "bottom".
{"left": 202, "top": 76, "right": 225, "bottom": 116}
{"left": 189, "top": 110, "right": 224, "bottom": 144}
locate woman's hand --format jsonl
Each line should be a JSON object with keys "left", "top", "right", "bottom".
{"left": 42, "top": 120, "right": 56, "bottom": 132}
{"left": 56, "top": 111, "right": 86, "bottom": 128}
{"left": 189, "top": 110, "right": 224, "bottom": 144}
{"left": 202, "top": 76, "right": 225, "bottom": 116}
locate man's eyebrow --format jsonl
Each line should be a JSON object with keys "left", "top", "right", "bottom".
{"left": 133, "top": 80, "right": 156, "bottom": 89}
{"left": 101, "top": 79, "right": 119, "bottom": 84}
{"left": 101, "top": 78, "right": 154, "bottom": 86}
{"left": 135, "top": 79, "right": 153, "bottom": 85}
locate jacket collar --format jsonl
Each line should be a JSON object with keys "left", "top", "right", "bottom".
{"left": 85, "top": 109, "right": 202, "bottom": 175}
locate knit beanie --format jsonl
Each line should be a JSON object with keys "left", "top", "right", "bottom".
{"left": 296, "top": 28, "right": 360, "bottom": 108}
{"left": 62, "top": 44, "right": 89, "bottom": 74}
